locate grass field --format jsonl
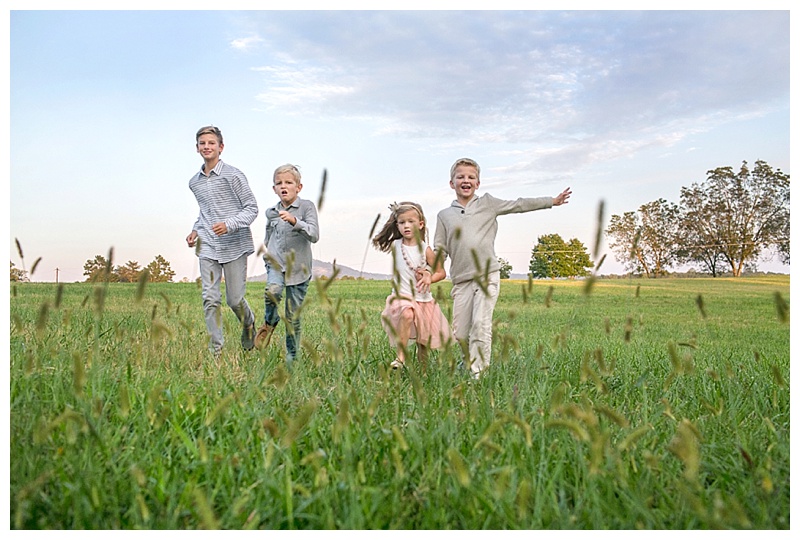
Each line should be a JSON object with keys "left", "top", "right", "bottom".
{"left": 8, "top": 274, "right": 790, "bottom": 529}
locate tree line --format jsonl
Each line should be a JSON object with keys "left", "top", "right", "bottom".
{"left": 83, "top": 253, "right": 176, "bottom": 283}
{"left": 500, "top": 159, "right": 789, "bottom": 280}
{"left": 606, "top": 160, "right": 789, "bottom": 277}
{"left": 10, "top": 254, "right": 176, "bottom": 283}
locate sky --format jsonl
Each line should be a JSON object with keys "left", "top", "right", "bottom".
{"left": 6, "top": 3, "right": 793, "bottom": 283}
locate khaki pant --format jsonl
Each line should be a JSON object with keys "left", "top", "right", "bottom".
{"left": 450, "top": 271, "right": 500, "bottom": 375}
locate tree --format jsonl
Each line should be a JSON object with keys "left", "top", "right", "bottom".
{"left": 498, "top": 257, "right": 513, "bottom": 279}
{"left": 677, "top": 185, "right": 725, "bottom": 276}
{"left": 565, "top": 238, "right": 593, "bottom": 278}
{"left": 606, "top": 198, "right": 681, "bottom": 277}
{"left": 84, "top": 254, "right": 118, "bottom": 282}
{"left": 777, "top": 213, "right": 790, "bottom": 265}
{"left": 679, "top": 160, "right": 789, "bottom": 276}
{"left": 10, "top": 261, "right": 27, "bottom": 282}
{"left": 116, "top": 260, "right": 143, "bottom": 283}
{"left": 529, "top": 233, "right": 593, "bottom": 278}
{"left": 146, "top": 255, "right": 175, "bottom": 283}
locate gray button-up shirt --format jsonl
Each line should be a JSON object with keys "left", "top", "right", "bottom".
{"left": 189, "top": 160, "right": 258, "bottom": 264}
{"left": 264, "top": 197, "right": 320, "bottom": 285}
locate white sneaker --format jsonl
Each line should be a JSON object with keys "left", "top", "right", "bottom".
{"left": 390, "top": 358, "right": 405, "bottom": 370}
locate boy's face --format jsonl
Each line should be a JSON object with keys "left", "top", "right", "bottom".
{"left": 397, "top": 209, "right": 423, "bottom": 244}
{"left": 450, "top": 164, "right": 480, "bottom": 202}
{"left": 196, "top": 133, "right": 223, "bottom": 162}
{"left": 273, "top": 171, "right": 302, "bottom": 206}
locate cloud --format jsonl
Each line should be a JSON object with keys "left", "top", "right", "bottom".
{"left": 252, "top": 64, "right": 356, "bottom": 110}
{"left": 240, "top": 11, "right": 789, "bottom": 175}
{"left": 230, "top": 35, "right": 265, "bottom": 51}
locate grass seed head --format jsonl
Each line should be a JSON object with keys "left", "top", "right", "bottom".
{"left": 446, "top": 448, "right": 471, "bottom": 487}
{"left": 544, "top": 285, "right": 554, "bottom": 308}
{"left": 695, "top": 294, "right": 707, "bottom": 318}
{"left": 773, "top": 291, "right": 789, "bottom": 323}
{"left": 593, "top": 200, "right": 605, "bottom": 259}
{"left": 35, "top": 301, "right": 50, "bottom": 335}
{"left": 317, "top": 168, "right": 327, "bottom": 212}
{"left": 30, "top": 256, "right": 42, "bottom": 277}
{"left": 668, "top": 419, "right": 702, "bottom": 482}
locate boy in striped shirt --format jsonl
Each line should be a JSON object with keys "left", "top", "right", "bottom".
{"left": 186, "top": 125, "right": 259, "bottom": 356}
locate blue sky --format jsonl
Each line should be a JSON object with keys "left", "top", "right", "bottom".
{"left": 7, "top": 5, "right": 792, "bottom": 283}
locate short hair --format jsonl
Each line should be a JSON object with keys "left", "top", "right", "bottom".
{"left": 196, "top": 125, "right": 223, "bottom": 144}
{"left": 273, "top": 163, "right": 302, "bottom": 184}
{"left": 450, "top": 158, "right": 480, "bottom": 180}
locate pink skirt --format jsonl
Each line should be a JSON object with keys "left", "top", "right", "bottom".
{"left": 380, "top": 295, "right": 452, "bottom": 349}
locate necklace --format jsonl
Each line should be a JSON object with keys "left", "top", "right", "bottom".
{"left": 400, "top": 241, "right": 425, "bottom": 273}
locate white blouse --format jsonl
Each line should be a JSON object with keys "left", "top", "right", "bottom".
{"left": 391, "top": 239, "right": 433, "bottom": 302}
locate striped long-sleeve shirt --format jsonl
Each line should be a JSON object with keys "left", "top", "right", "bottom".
{"left": 189, "top": 160, "right": 258, "bottom": 264}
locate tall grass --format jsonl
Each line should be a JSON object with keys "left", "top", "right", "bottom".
{"left": 9, "top": 275, "right": 789, "bottom": 529}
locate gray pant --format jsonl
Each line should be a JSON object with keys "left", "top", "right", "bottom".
{"left": 199, "top": 254, "right": 255, "bottom": 352}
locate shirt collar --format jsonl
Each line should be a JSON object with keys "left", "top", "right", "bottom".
{"left": 451, "top": 194, "right": 479, "bottom": 209}
{"left": 200, "top": 160, "right": 225, "bottom": 177}
{"left": 274, "top": 197, "right": 300, "bottom": 211}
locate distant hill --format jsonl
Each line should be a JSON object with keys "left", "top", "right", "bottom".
{"left": 248, "top": 259, "right": 391, "bottom": 281}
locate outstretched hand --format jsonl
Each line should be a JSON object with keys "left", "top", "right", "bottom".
{"left": 553, "top": 187, "right": 572, "bottom": 206}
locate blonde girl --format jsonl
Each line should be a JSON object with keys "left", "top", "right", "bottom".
{"left": 372, "top": 202, "right": 452, "bottom": 369}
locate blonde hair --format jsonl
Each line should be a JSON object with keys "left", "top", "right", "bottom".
{"left": 196, "top": 125, "right": 223, "bottom": 144}
{"left": 273, "top": 163, "right": 302, "bottom": 184}
{"left": 450, "top": 157, "right": 480, "bottom": 180}
{"left": 372, "top": 201, "right": 427, "bottom": 253}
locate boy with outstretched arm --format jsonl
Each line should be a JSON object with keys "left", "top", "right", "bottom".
{"left": 433, "top": 157, "right": 571, "bottom": 379}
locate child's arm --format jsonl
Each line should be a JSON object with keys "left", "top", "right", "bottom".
{"left": 293, "top": 201, "right": 320, "bottom": 243}
{"left": 222, "top": 173, "right": 259, "bottom": 234}
{"left": 263, "top": 207, "right": 279, "bottom": 252}
{"left": 490, "top": 187, "right": 571, "bottom": 216}
{"left": 426, "top": 246, "right": 446, "bottom": 284}
{"left": 280, "top": 200, "right": 320, "bottom": 243}
{"left": 415, "top": 246, "right": 446, "bottom": 294}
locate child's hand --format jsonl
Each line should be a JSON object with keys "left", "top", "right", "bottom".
{"left": 212, "top": 222, "right": 228, "bottom": 236}
{"left": 415, "top": 268, "right": 432, "bottom": 294}
{"left": 278, "top": 211, "right": 297, "bottom": 226}
{"left": 553, "top": 187, "right": 572, "bottom": 206}
{"left": 186, "top": 231, "right": 198, "bottom": 247}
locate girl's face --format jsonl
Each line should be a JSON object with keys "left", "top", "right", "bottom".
{"left": 396, "top": 209, "right": 424, "bottom": 244}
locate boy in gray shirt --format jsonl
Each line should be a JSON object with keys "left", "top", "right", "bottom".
{"left": 255, "top": 164, "right": 320, "bottom": 366}
{"left": 187, "top": 125, "right": 258, "bottom": 356}
{"left": 433, "top": 157, "right": 571, "bottom": 379}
